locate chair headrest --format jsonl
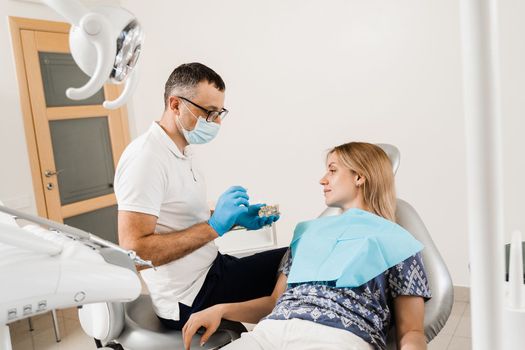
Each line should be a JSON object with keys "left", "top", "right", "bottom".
{"left": 376, "top": 143, "right": 400, "bottom": 175}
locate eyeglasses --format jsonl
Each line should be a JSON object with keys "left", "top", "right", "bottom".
{"left": 177, "top": 96, "right": 229, "bottom": 122}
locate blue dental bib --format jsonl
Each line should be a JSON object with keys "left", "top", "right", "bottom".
{"left": 287, "top": 208, "right": 423, "bottom": 288}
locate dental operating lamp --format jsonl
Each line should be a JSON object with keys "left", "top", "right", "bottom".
{"left": 42, "top": 0, "right": 143, "bottom": 109}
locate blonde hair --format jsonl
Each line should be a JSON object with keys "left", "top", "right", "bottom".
{"left": 328, "top": 142, "right": 396, "bottom": 221}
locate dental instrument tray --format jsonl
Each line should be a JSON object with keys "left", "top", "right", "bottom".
{"left": 0, "top": 204, "right": 153, "bottom": 269}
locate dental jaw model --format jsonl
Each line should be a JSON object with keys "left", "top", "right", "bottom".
{"left": 230, "top": 205, "right": 280, "bottom": 231}
{"left": 258, "top": 205, "right": 280, "bottom": 218}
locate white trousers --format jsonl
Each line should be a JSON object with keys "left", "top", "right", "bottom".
{"left": 221, "top": 319, "right": 374, "bottom": 350}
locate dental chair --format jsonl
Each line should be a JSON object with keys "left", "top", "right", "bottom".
{"left": 80, "top": 144, "right": 453, "bottom": 350}
{"left": 319, "top": 144, "right": 454, "bottom": 348}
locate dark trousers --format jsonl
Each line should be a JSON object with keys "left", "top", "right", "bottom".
{"left": 158, "top": 247, "right": 288, "bottom": 330}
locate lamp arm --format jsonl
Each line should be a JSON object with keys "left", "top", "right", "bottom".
{"left": 66, "top": 13, "right": 115, "bottom": 101}
{"left": 42, "top": 0, "right": 90, "bottom": 26}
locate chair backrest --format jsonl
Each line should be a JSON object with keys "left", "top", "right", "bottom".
{"left": 394, "top": 199, "right": 453, "bottom": 342}
{"left": 317, "top": 144, "right": 453, "bottom": 346}
{"left": 376, "top": 143, "right": 400, "bottom": 175}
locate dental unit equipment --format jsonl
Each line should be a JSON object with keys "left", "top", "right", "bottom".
{"left": 0, "top": 204, "right": 150, "bottom": 350}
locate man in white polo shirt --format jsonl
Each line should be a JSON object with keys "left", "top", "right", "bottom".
{"left": 114, "top": 63, "right": 287, "bottom": 330}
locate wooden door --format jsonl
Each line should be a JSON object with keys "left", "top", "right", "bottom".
{"left": 10, "top": 17, "right": 130, "bottom": 244}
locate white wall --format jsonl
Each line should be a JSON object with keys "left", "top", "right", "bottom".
{"left": 499, "top": 0, "right": 525, "bottom": 242}
{"left": 1, "top": 0, "right": 523, "bottom": 287}
{"left": 121, "top": 0, "right": 473, "bottom": 284}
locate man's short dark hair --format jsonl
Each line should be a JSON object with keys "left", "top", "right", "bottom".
{"left": 164, "top": 63, "right": 225, "bottom": 109}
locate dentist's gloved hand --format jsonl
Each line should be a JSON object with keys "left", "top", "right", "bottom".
{"left": 208, "top": 186, "right": 249, "bottom": 236}
{"left": 236, "top": 203, "right": 280, "bottom": 230}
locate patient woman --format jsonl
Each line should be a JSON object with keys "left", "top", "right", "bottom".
{"left": 182, "top": 142, "right": 431, "bottom": 350}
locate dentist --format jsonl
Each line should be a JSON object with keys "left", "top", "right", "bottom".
{"left": 114, "top": 63, "right": 286, "bottom": 330}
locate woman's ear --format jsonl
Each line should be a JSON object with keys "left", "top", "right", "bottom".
{"left": 355, "top": 174, "right": 365, "bottom": 187}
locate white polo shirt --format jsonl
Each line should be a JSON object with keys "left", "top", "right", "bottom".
{"left": 114, "top": 122, "right": 218, "bottom": 320}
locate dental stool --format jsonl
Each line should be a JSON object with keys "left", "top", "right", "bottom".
{"left": 79, "top": 248, "right": 247, "bottom": 350}
{"left": 81, "top": 295, "right": 245, "bottom": 350}
{"left": 319, "top": 144, "right": 454, "bottom": 348}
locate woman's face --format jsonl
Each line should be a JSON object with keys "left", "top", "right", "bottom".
{"left": 319, "top": 152, "right": 363, "bottom": 210}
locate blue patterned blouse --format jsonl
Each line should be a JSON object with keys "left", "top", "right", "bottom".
{"left": 265, "top": 249, "right": 432, "bottom": 350}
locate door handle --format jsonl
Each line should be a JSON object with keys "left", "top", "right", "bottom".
{"left": 44, "top": 169, "right": 64, "bottom": 177}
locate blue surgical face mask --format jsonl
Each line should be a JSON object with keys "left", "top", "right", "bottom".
{"left": 177, "top": 102, "right": 220, "bottom": 144}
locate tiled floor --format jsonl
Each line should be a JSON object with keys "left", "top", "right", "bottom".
{"left": 9, "top": 308, "right": 96, "bottom": 350}
{"left": 9, "top": 302, "right": 471, "bottom": 350}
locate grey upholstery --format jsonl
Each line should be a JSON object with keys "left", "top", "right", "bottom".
{"left": 376, "top": 143, "right": 400, "bottom": 175}
{"left": 118, "top": 295, "right": 240, "bottom": 350}
{"left": 395, "top": 200, "right": 453, "bottom": 342}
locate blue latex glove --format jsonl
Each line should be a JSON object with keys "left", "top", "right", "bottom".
{"left": 236, "top": 203, "right": 280, "bottom": 230}
{"left": 208, "top": 186, "right": 249, "bottom": 236}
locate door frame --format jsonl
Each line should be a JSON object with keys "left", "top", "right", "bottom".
{"left": 9, "top": 16, "right": 131, "bottom": 219}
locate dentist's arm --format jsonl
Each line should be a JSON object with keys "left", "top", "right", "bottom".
{"left": 182, "top": 273, "right": 288, "bottom": 349}
{"left": 119, "top": 186, "right": 249, "bottom": 267}
{"left": 118, "top": 211, "right": 217, "bottom": 267}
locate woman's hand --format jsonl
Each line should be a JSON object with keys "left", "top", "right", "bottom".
{"left": 181, "top": 273, "right": 288, "bottom": 349}
{"left": 182, "top": 304, "right": 225, "bottom": 350}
